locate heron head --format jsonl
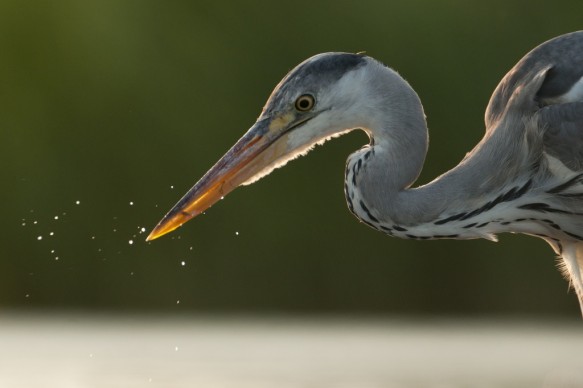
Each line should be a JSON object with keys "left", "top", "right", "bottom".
{"left": 147, "top": 53, "right": 372, "bottom": 240}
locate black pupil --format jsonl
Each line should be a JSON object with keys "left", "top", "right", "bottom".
{"left": 299, "top": 97, "right": 310, "bottom": 109}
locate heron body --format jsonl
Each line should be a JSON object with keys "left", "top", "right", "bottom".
{"left": 148, "top": 32, "right": 583, "bottom": 314}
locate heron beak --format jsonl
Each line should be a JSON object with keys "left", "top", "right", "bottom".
{"left": 146, "top": 113, "right": 297, "bottom": 241}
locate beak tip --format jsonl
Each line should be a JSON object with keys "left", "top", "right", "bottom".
{"left": 145, "top": 228, "right": 161, "bottom": 242}
{"left": 145, "top": 225, "right": 174, "bottom": 242}
{"left": 145, "top": 214, "right": 188, "bottom": 242}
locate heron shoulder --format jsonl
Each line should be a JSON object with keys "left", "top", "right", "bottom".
{"left": 486, "top": 31, "right": 583, "bottom": 127}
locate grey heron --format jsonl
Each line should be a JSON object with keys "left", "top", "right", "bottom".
{"left": 147, "top": 31, "right": 583, "bottom": 314}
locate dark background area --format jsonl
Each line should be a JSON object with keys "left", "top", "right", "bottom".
{"left": 2, "top": 0, "right": 582, "bottom": 316}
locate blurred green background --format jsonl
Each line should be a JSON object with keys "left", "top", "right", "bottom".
{"left": 1, "top": 0, "right": 582, "bottom": 316}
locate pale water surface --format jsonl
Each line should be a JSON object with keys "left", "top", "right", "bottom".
{"left": 0, "top": 314, "right": 582, "bottom": 388}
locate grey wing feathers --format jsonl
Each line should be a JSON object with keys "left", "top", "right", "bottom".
{"left": 535, "top": 32, "right": 583, "bottom": 171}
{"left": 540, "top": 102, "right": 583, "bottom": 171}
{"left": 535, "top": 33, "right": 583, "bottom": 102}
{"left": 486, "top": 31, "right": 583, "bottom": 128}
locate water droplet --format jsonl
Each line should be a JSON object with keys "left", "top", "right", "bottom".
{"left": 75, "top": 200, "right": 80, "bottom": 205}
{"left": 128, "top": 240, "right": 134, "bottom": 245}
{"left": 176, "top": 300, "right": 180, "bottom": 304}
{"left": 129, "top": 201, "right": 134, "bottom": 206}
{"left": 49, "top": 232, "right": 54, "bottom": 236}
{"left": 37, "top": 235, "right": 42, "bottom": 241}
{"left": 235, "top": 231, "right": 239, "bottom": 236}
{"left": 174, "top": 346, "right": 179, "bottom": 352}
{"left": 181, "top": 261, "right": 186, "bottom": 266}
{"left": 170, "top": 185, "right": 174, "bottom": 189}
{"left": 55, "top": 257, "right": 59, "bottom": 261}
{"left": 54, "top": 215, "right": 59, "bottom": 220}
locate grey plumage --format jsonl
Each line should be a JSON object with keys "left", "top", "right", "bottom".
{"left": 147, "top": 32, "right": 583, "bottom": 315}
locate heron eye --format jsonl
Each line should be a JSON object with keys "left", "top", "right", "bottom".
{"left": 295, "top": 94, "right": 315, "bottom": 112}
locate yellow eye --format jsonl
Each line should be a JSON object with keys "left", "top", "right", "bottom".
{"left": 294, "top": 94, "right": 315, "bottom": 111}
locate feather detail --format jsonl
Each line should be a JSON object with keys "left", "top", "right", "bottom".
{"left": 559, "top": 242, "right": 583, "bottom": 315}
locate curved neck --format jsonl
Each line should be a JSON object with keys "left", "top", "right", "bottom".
{"left": 349, "top": 66, "right": 433, "bottom": 225}
{"left": 352, "top": 107, "right": 536, "bottom": 229}
{"left": 343, "top": 59, "right": 545, "bottom": 238}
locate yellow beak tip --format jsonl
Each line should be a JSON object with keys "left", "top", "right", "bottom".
{"left": 145, "top": 214, "right": 189, "bottom": 242}
{"left": 145, "top": 226, "right": 175, "bottom": 242}
{"left": 145, "top": 229, "right": 162, "bottom": 242}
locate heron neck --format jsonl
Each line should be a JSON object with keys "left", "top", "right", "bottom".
{"left": 354, "top": 127, "right": 466, "bottom": 229}
{"left": 349, "top": 63, "right": 501, "bottom": 228}
{"left": 359, "top": 110, "right": 535, "bottom": 228}
{"left": 347, "top": 60, "right": 543, "bottom": 233}
{"left": 352, "top": 78, "right": 436, "bottom": 225}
